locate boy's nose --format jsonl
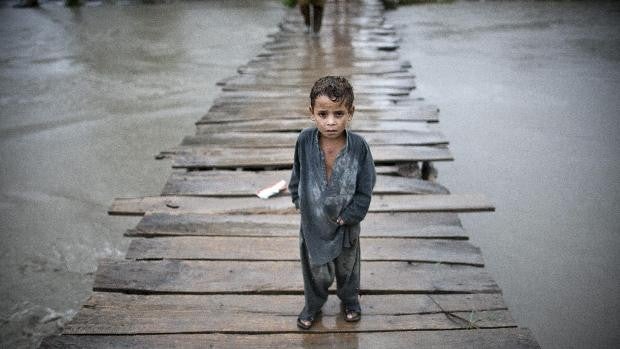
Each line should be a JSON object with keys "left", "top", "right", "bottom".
{"left": 326, "top": 115, "right": 336, "bottom": 125}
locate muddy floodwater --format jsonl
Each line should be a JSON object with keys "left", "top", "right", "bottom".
{"left": 1, "top": 0, "right": 618, "bottom": 348}
{"left": 387, "top": 2, "right": 620, "bottom": 348}
{"left": 0, "top": 1, "right": 284, "bottom": 347}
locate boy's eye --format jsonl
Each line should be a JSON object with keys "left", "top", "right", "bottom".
{"left": 335, "top": 111, "right": 344, "bottom": 117}
{"left": 319, "top": 112, "right": 327, "bottom": 117}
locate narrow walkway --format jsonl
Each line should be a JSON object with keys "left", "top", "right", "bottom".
{"left": 41, "top": 1, "right": 540, "bottom": 347}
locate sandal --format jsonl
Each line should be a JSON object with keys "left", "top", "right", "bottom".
{"left": 296, "top": 317, "right": 313, "bottom": 330}
{"left": 344, "top": 303, "right": 361, "bottom": 322}
{"left": 296, "top": 310, "right": 321, "bottom": 330}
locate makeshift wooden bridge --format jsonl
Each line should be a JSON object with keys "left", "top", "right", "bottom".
{"left": 41, "top": 1, "right": 540, "bottom": 348}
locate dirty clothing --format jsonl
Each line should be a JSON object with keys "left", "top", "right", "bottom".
{"left": 289, "top": 127, "right": 375, "bottom": 319}
{"left": 288, "top": 127, "right": 376, "bottom": 267}
{"left": 298, "top": 235, "right": 361, "bottom": 320}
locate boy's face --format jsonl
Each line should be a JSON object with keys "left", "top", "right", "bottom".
{"left": 309, "top": 95, "right": 354, "bottom": 140}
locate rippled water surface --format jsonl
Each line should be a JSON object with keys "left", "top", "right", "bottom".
{"left": 387, "top": 2, "right": 620, "bottom": 348}
{"left": 0, "top": 1, "right": 284, "bottom": 347}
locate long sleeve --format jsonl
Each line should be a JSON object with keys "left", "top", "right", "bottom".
{"left": 339, "top": 142, "right": 376, "bottom": 225}
{"left": 288, "top": 137, "right": 301, "bottom": 209}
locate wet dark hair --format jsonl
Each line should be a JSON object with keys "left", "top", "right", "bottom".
{"left": 309, "top": 76, "right": 354, "bottom": 111}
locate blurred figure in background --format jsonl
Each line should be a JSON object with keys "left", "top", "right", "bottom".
{"left": 299, "top": 0, "right": 325, "bottom": 36}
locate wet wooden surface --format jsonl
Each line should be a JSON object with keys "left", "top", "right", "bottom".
{"left": 171, "top": 145, "right": 452, "bottom": 169}
{"left": 61, "top": 292, "right": 514, "bottom": 334}
{"left": 92, "top": 259, "right": 500, "bottom": 294}
{"left": 126, "top": 212, "right": 469, "bottom": 239}
{"left": 41, "top": 328, "right": 540, "bottom": 349}
{"left": 161, "top": 170, "right": 449, "bottom": 196}
{"left": 108, "top": 193, "right": 495, "bottom": 216}
{"left": 42, "top": 0, "right": 539, "bottom": 347}
{"left": 126, "top": 236, "right": 484, "bottom": 265}
{"left": 179, "top": 130, "right": 448, "bottom": 147}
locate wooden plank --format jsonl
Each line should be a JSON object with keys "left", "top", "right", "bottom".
{"left": 262, "top": 41, "right": 399, "bottom": 52}
{"left": 221, "top": 75, "right": 415, "bottom": 89}
{"left": 179, "top": 131, "right": 447, "bottom": 148}
{"left": 59, "top": 292, "right": 512, "bottom": 335}
{"left": 210, "top": 95, "right": 411, "bottom": 108}
{"left": 242, "top": 54, "right": 405, "bottom": 65}
{"left": 161, "top": 171, "right": 449, "bottom": 196}
{"left": 218, "top": 85, "right": 413, "bottom": 97}
{"left": 41, "top": 328, "right": 541, "bottom": 348}
{"left": 251, "top": 49, "right": 401, "bottom": 62}
{"left": 127, "top": 212, "right": 468, "bottom": 239}
{"left": 171, "top": 145, "right": 452, "bottom": 169}
{"left": 126, "top": 236, "right": 484, "bottom": 266}
{"left": 198, "top": 107, "right": 438, "bottom": 123}
{"left": 93, "top": 259, "right": 500, "bottom": 294}
{"left": 108, "top": 193, "right": 495, "bottom": 216}
{"left": 196, "top": 119, "right": 432, "bottom": 133}
{"left": 206, "top": 98, "right": 428, "bottom": 109}
{"left": 234, "top": 71, "right": 416, "bottom": 82}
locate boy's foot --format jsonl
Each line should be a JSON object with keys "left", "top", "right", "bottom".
{"left": 344, "top": 303, "right": 361, "bottom": 322}
{"left": 297, "top": 309, "right": 321, "bottom": 330}
{"left": 296, "top": 317, "right": 313, "bottom": 330}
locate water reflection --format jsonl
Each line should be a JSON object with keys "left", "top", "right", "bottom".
{"left": 301, "top": 331, "right": 359, "bottom": 349}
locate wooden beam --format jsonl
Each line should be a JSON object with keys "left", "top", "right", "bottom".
{"left": 161, "top": 171, "right": 449, "bottom": 196}
{"left": 41, "top": 328, "right": 541, "bottom": 348}
{"left": 198, "top": 108, "right": 438, "bottom": 123}
{"left": 58, "top": 292, "right": 513, "bottom": 335}
{"left": 93, "top": 259, "right": 500, "bottom": 294}
{"left": 171, "top": 146, "right": 452, "bottom": 170}
{"left": 108, "top": 194, "right": 495, "bottom": 216}
{"left": 196, "top": 119, "right": 432, "bottom": 133}
{"left": 179, "top": 131, "right": 448, "bottom": 148}
{"left": 126, "top": 236, "right": 484, "bottom": 266}
{"left": 127, "top": 212, "right": 468, "bottom": 239}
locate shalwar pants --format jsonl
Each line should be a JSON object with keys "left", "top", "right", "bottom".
{"left": 298, "top": 236, "right": 361, "bottom": 320}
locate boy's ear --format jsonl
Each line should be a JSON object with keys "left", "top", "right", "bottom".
{"left": 308, "top": 105, "right": 315, "bottom": 120}
{"left": 348, "top": 105, "right": 355, "bottom": 120}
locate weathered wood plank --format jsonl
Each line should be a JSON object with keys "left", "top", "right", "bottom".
{"left": 219, "top": 85, "right": 413, "bottom": 98}
{"left": 59, "top": 292, "right": 511, "bottom": 335}
{"left": 252, "top": 49, "right": 401, "bottom": 62}
{"left": 263, "top": 40, "right": 399, "bottom": 52}
{"left": 41, "top": 328, "right": 541, "bottom": 349}
{"left": 126, "top": 236, "right": 483, "bottom": 266}
{"left": 109, "top": 194, "right": 495, "bottom": 216}
{"left": 210, "top": 95, "right": 411, "bottom": 108}
{"left": 171, "top": 145, "right": 452, "bottom": 169}
{"left": 179, "top": 131, "right": 447, "bottom": 148}
{"left": 198, "top": 108, "right": 438, "bottom": 123}
{"left": 161, "top": 171, "right": 449, "bottom": 196}
{"left": 93, "top": 259, "right": 500, "bottom": 294}
{"left": 242, "top": 59, "right": 409, "bottom": 71}
{"left": 127, "top": 212, "right": 468, "bottom": 239}
{"left": 196, "top": 119, "right": 432, "bottom": 133}
{"left": 221, "top": 75, "right": 415, "bottom": 89}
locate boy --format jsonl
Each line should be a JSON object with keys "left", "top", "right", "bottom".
{"left": 288, "top": 76, "right": 376, "bottom": 329}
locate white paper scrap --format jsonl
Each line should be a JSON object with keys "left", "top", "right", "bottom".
{"left": 256, "top": 179, "right": 287, "bottom": 199}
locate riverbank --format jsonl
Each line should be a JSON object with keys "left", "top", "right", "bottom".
{"left": 387, "top": 2, "right": 620, "bottom": 348}
{"left": 0, "top": 1, "right": 284, "bottom": 347}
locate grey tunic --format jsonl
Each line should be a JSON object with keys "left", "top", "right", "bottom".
{"left": 288, "top": 127, "right": 376, "bottom": 266}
